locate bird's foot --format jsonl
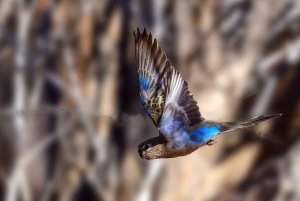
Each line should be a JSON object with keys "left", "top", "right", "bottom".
{"left": 207, "top": 139, "right": 217, "bottom": 146}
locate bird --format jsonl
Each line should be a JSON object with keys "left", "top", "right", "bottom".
{"left": 133, "top": 28, "right": 281, "bottom": 160}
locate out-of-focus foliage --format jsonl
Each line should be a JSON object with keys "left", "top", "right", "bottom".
{"left": 0, "top": 0, "right": 299, "bottom": 201}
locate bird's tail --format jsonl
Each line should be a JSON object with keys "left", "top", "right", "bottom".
{"left": 220, "top": 114, "right": 282, "bottom": 132}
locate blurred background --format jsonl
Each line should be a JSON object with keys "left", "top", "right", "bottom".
{"left": 0, "top": 0, "right": 299, "bottom": 201}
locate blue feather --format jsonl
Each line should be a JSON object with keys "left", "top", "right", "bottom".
{"left": 140, "top": 93, "right": 145, "bottom": 103}
{"left": 139, "top": 75, "right": 151, "bottom": 90}
{"left": 190, "top": 124, "right": 221, "bottom": 144}
{"left": 160, "top": 115, "right": 183, "bottom": 136}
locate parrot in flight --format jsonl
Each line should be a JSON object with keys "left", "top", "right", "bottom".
{"left": 134, "top": 28, "right": 281, "bottom": 160}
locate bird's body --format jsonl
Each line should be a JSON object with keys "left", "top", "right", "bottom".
{"left": 134, "top": 28, "right": 280, "bottom": 160}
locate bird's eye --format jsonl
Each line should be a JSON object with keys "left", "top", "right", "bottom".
{"left": 143, "top": 144, "right": 150, "bottom": 150}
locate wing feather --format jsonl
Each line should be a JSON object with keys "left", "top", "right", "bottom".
{"left": 134, "top": 28, "right": 203, "bottom": 138}
{"left": 134, "top": 28, "right": 171, "bottom": 125}
{"left": 159, "top": 67, "right": 204, "bottom": 141}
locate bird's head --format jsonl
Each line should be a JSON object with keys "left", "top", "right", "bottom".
{"left": 138, "top": 137, "right": 166, "bottom": 160}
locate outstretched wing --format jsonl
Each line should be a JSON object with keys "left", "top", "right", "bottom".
{"left": 134, "top": 28, "right": 204, "bottom": 138}
{"left": 134, "top": 28, "right": 171, "bottom": 125}
{"left": 159, "top": 65, "right": 204, "bottom": 141}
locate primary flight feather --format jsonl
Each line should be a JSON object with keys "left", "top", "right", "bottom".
{"left": 134, "top": 28, "right": 281, "bottom": 160}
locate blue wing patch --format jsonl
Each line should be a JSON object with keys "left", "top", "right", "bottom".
{"left": 190, "top": 124, "right": 221, "bottom": 144}
{"left": 139, "top": 75, "right": 151, "bottom": 90}
{"left": 139, "top": 93, "right": 145, "bottom": 103}
{"left": 160, "top": 115, "right": 183, "bottom": 136}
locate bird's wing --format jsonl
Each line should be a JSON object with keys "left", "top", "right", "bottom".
{"left": 134, "top": 28, "right": 171, "bottom": 125}
{"left": 158, "top": 69, "right": 204, "bottom": 141}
